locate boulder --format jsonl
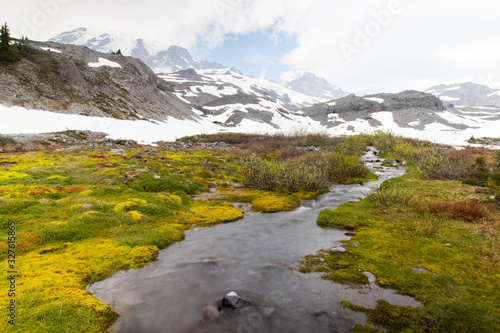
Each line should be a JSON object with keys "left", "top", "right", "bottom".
{"left": 220, "top": 291, "right": 251, "bottom": 310}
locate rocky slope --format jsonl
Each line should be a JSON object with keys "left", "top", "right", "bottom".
{"left": 0, "top": 40, "right": 196, "bottom": 121}
{"left": 160, "top": 68, "right": 325, "bottom": 129}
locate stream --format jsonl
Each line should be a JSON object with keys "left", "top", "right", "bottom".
{"left": 88, "top": 149, "right": 421, "bottom": 333}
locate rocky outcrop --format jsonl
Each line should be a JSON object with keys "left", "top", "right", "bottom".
{"left": 304, "top": 90, "right": 444, "bottom": 117}
{"left": 0, "top": 40, "right": 196, "bottom": 121}
{"left": 301, "top": 90, "right": 453, "bottom": 129}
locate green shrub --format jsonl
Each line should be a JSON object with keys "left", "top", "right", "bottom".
{"left": 242, "top": 156, "right": 327, "bottom": 193}
{"left": 321, "top": 153, "right": 369, "bottom": 182}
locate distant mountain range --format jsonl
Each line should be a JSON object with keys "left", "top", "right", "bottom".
{"left": 49, "top": 27, "right": 226, "bottom": 74}
{"left": 49, "top": 28, "right": 345, "bottom": 100}
{"left": 425, "top": 82, "right": 500, "bottom": 109}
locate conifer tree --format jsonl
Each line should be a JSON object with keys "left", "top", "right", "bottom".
{"left": 0, "top": 22, "right": 16, "bottom": 62}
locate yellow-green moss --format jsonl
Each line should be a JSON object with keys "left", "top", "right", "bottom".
{"left": 129, "top": 210, "right": 147, "bottom": 223}
{"left": 179, "top": 202, "right": 244, "bottom": 226}
{"left": 113, "top": 198, "right": 148, "bottom": 212}
{"left": 0, "top": 170, "right": 30, "bottom": 182}
{"left": 79, "top": 190, "right": 94, "bottom": 196}
{"left": 252, "top": 195, "right": 299, "bottom": 213}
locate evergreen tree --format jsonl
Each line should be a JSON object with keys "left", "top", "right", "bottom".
{"left": 0, "top": 22, "right": 16, "bottom": 62}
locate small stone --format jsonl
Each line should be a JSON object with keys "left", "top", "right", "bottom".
{"left": 475, "top": 186, "right": 483, "bottom": 193}
{"left": 82, "top": 203, "right": 92, "bottom": 209}
{"left": 153, "top": 175, "right": 161, "bottom": 179}
{"left": 350, "top": 242, "right": 360, "bottom": 248}
{"left": 330, "top": 247, "right": 347, "bottom": 254}
{"left": 38, "top": 198, "right": 50, "bottom": 203}
{"left": 411, "top": 267, "right": 429, "bottom": 273}
{"left": 445, "top": 243, "right": 452, "bottom": 247}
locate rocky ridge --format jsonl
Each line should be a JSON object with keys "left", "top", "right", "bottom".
{"left": 0, "top": 40, "right": 196, "bottom": 122}
{"left": 300, "top": 90, "right": 468, "bottom": 130}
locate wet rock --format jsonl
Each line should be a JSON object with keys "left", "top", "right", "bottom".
{"left": 220, "top": 291, "right": 251, "bottom": 310}
{"left": 411, "top": 267, "right": 429, "bottom": 273}
{"left": 350, "top": 242, "right": 360, "bottom": 248}
{"left": 330, "top": 247, "right": 346, "bottom": 254}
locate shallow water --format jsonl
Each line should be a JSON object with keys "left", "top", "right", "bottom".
{"left": 89, "top": 149, "right": 420, "bottom": 333}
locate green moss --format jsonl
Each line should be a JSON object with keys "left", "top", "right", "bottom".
{"left": 252, "top": 195, "right": 299, "bottom": 212}
{"left": 317, "top": 202, "right": 375, "bottom": 229}
{"left": 308, "top": 176, "right": 500, "bottom": 332}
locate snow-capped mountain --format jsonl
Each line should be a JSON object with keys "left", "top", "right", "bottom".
{"left": 425, "top": 82, "right": 500, "bottom": 108}
{"left": 160, "top": 68, "right": 326, "bottom": 130}
{"left": 286, "top": 72, "right": 347, "bottom": 100}
{"left": 49, "top": 27, "right": 226, "bottom": 73}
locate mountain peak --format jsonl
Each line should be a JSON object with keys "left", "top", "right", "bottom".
{"left": 286, "top": 72, "right": 347, "bottom": 100}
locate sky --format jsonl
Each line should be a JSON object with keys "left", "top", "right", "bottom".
{"left": 2, "top": 0, "right": 500, "bottom": 93}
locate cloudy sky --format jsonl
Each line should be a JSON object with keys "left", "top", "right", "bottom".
{"left": 2, "top": 0, "right": 500, "bottom": 93}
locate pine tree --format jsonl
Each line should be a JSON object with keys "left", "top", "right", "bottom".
{"left": 0, "top": 22, "right": 16, "bottom": 62}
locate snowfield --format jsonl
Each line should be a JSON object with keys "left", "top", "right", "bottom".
{"left": 1, "top": 104, "right": 500, "bottom": 147}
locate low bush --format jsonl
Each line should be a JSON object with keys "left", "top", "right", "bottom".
{"left": 428, "top": 200, "right": 489, "bottom": 222}
{"left": 242, "top": 156, "right": 327, "bottom": 193}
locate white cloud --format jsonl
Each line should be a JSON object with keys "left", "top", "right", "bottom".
{"left": 2, "top": 0, "right": 500, "bottom": 92}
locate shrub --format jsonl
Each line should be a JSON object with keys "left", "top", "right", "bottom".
{"left": 242, "top": 156, "right": 327, "bottom": 193}
{"left": 428, "top": 200, "right": 489, "bottom": 222}
{"left": 320, "top": 153, "right": 369, "bottom": 182}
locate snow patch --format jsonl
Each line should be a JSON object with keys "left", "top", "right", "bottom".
{"left": 364, "top": 97, "right": 384, "bottom": 103}
{"left": 439, "top": 96, "right": 460, "bottom": 102}
{"left": 0, "top": 104, "right": 219, "bottom": 144}
{"left": 40, "top": 47, "right": 62, "bottom": 53}
{"left": 88, "top": 57, "right": 122, "bottom": 68}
